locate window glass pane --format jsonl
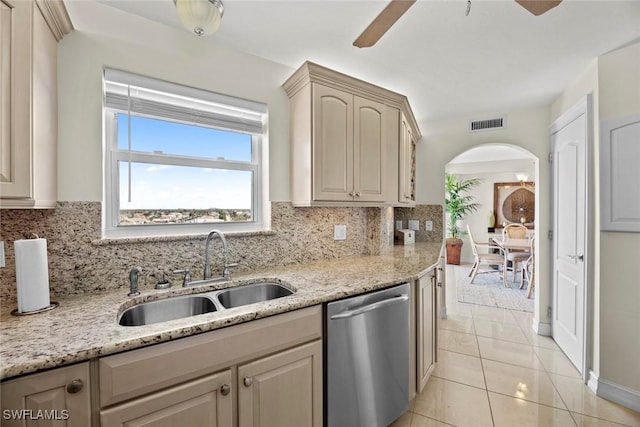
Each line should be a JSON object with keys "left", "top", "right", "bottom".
{"left": 118, "top": 162, "right": 252, "bottom": 225}
{"left": 116, "top": 114, "right": 252, "bottom": 162}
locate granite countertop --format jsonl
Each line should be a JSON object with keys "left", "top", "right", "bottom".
{"left": 0, "top": 243, "right": 442, "bottom": 380}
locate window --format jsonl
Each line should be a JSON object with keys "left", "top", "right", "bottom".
{"left": 103, "top": 69, "right": 267, "bottom": 238}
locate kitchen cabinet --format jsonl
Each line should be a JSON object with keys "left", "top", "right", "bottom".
{"left": 283, "top": 61, "right": 420, "bottom": 207}
{"left": 312, "top": 84, "right": 388, "bottom": 203}
{"left": 238, "top": 341, "right": 322, "bottom": 427}
{"left": 98, "top": 306, "right": 322, "bottom": 427}
{"left": 0, "top": 0, "right": 71, "bottom": 208}
{"left": 399, "top": 112, "right": 417, "bottom": 205}
{"left": 100, "top": 370, "right": 233, "bottom": 427}
{"left": 416, "top": 266, "right": 437, "bottom": 392}
{"left": 0, "top": 362, "right": 91, "bottom": 427}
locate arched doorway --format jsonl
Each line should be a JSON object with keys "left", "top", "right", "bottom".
{"left": 443, "top": 143, "right": 540, "bottom": 317}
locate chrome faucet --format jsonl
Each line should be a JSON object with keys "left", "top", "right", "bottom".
{"left": 204, "top": 229, "right": 227, "bottom": 280}
{"left": 128, "top": 266, "right": 143, "bottom": 297}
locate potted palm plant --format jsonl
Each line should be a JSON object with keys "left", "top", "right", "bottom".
{"left": 445, "top": 173, "right": 480, "bottom": 264}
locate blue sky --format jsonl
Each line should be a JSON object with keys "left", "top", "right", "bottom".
{"left": 117, "top": 115, "right": 253, "bottom": 210}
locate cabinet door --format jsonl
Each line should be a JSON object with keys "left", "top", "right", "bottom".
{"left": 238, "top": 341, "right": 322, "bottom": 427}
{"left": 399, "top": 114, "right": 416, "bottom": 204}
{"left": 1, "top": 362, "right": 91, "bottom": 427}
{"left": 0, "top": 0, "right": 31, "bottom": 199}
{"left": 417, "top": 270, "right": 436, "bottom": 392}
{"left": 100, "top": 370, "right": 233, "bottom": 427}
{"left": 353, "top": 96, "right": 387, "bottom": 202}
{"left": 312, "top": 84, "right": 354, "bottom": 201}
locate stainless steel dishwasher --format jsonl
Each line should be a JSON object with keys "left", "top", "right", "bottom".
{"left": 326, "top": 283, "right": 410, "bottom": 427}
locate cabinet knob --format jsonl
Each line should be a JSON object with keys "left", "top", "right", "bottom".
{"left": 355, "top": 192, "right": 361, "bottom": 197}
{"left": 348, "top": 192, "right": 355, "bottom": 197}
{"left": 220, "top": 384, "right": 231, "bottom": 396}
{"left": 243, "top": 376, "right": 253, "bottom": 387}
{"left": 66, "top": 379, "right": 83, "bottom": 394}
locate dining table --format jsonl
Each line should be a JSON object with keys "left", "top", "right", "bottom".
{"left": 492, "top": 236, "right": 532, "bottom": 251}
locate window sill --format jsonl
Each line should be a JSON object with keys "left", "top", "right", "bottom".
{"left": 92, "top": 229, "right": 276, "bottom": 246}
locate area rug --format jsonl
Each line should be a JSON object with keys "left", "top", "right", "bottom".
{"left": 454, "top": 264, "right": 534, "bottom": 312}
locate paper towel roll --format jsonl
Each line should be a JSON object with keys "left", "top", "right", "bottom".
{"left": 14, "top": 238, "right": 51, "bottom": 313}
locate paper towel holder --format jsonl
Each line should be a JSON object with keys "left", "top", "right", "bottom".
{"left": 11, "top": 301, "right": 59, "bottom": 316}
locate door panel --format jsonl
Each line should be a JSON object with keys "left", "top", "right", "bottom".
{"left": 312, "top": 84, "right": 353, "bottom": 201}
{"left": 353, "top": 97, "right": 386, "bottom": 201}
{"left": 551, "top": 99, "right": 588, "bottom": 375}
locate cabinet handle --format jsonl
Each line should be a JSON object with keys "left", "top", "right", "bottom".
{"left": 66, "top": 379, "right": 83, "bottom": 394}
{"left": 220, "top": 384, "right": 231, "bottom": 396}
{"left": 243, "top": 376, "right": 253, "bottom": 387}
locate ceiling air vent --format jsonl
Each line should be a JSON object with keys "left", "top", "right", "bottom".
{"left": 469, "top": 116, "right": 506, "bottom": 132}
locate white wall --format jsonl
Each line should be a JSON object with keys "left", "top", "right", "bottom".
{"left": 551, "top": 41, "right": 640, "bottom": 397}
{"left": 596, "top": 42, "right": 640, "bottom": 393}
{"left": 58, "top": 1, "right": 294, "bottom": 203}
{"left": 416, "top": 106, "right": 550, "bottom": 329}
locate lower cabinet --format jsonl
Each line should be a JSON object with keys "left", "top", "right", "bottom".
{"left": 238, "top": 341, "right": 322, "bottom": 427}
{"left": 0, "top": 362, "right": 91, "bottom": 427}
{"left": 416, "top": 266, "right": 437, "bottom": 393}
{"left": 100, "top": 370, "right": 233, "bottom": 427}
{"left": 98, "top": 305, "right": 323, "bottom": 427}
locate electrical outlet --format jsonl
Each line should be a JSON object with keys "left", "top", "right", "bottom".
{"left": 395, "top": 220, "right": 403, "bottom": 230}
{"left": 385, "top": 221, "right": 392, "bottom": 236}
{"left": 425, "top": 220, "right": 433, "bottom": 231}
{"left": 408, "top": 220, "right": 419, "bottom": 231}
{"left": 0, "top": 241, "right": 4, "bottom": 268}
{"left": 334, "top": 225, "right": 347, "bottom": 241}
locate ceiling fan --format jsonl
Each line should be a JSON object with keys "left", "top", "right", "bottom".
{"left": 353, "top": 0, "right": 562, "bottom": 48}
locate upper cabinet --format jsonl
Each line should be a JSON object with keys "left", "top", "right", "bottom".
{"left": 283, "top": 62, "right": 421, "bottom": 207}
{"left": 399, "top": 112, "right": 417, "bottom": 204}
{"left": 0, "top": 0, "right": 72, "bottom": 208}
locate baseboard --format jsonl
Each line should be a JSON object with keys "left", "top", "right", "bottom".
{"left": 596, "top": 377, "right": 640, "bottom": 412}
{"left": 532, "top": 318, "right": 552, "bottom": 336}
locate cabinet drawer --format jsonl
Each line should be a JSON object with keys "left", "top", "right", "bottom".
{"left": 99, "top": 306, "right": 322, "bottom": 407}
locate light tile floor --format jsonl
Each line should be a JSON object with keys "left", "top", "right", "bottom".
{"left": 391, "top": 265, "right": 640, "bottom": 427}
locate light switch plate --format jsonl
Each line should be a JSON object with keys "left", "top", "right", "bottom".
{"left": 425, "top": 220, "right": 433, "bottom": 231}
{"left": 334, "top": 225, "right": 347, "bottom": 241}
{"left": 0, "top": 241, "right": 4, "bottom": 268}
{"left": 395, "top": 220, "right": 403, "bottom": 230}
{"left": 408, "top": 220, "right": 420, "bottom": 231}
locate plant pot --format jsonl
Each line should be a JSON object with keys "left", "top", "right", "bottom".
{"left": 446, "top": 238, "right": 463, "bottom": 265}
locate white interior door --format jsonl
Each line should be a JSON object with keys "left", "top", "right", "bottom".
{"left": 550, "top": 98, "right": 590, "bottom": 375}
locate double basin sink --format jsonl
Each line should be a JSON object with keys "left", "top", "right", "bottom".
{"left": 118, "top": 281, "right": 294, "bottom": 327}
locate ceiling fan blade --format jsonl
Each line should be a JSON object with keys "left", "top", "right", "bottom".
{"left": 515, "top": 0, "right": 562, "bottom": 16}
{"left": 353, "top": 0, "right": 416, "bottom": 48}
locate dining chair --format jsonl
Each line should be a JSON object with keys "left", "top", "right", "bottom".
{"left": 520, "top": 236, "right": 535, "bottom": 298}
{"left": 466, "top": 225, "right": 507, "bottom": 287}
{"left": 502, "top": 223, "right": 530, "bottom": 282}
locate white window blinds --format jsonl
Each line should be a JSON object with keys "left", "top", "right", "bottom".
{"left": 103, "top": 68, "right": 267, "bottom": 134}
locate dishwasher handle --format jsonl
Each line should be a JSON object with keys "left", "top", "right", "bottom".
{"left": 330, "top": 294, "right": 409, "bottom": 320}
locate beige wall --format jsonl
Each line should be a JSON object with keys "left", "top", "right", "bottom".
{"left": 58, "top": 1, "right": 294, "bottom": 203}
{"left": 597, "top": 42, "right": 640, "bottom": 392}
{"left": 416, "top": 106, "right": 550, "bottom": 328}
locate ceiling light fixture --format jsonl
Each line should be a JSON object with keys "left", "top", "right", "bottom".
{"left": 174, "top": 0, "right": 224, "bottom": 37}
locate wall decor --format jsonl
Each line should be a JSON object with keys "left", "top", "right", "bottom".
{"left": 493, "top": 182, "right": 535, "bottom": 228}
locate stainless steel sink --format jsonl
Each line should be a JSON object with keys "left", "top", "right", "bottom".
{"left": 118, "top": 295, "right": 217, "bottom": 326}
{"left": 217, "top": 282, "right": 294, "bottom": 309}
{"left": 118, "top": 281, "right": 295, "bottom": 326}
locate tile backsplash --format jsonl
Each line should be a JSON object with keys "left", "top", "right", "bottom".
{"left": 0, "top": 202, "right": 442, "bottom": 304}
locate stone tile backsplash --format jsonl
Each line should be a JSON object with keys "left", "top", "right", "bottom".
{"left": 0, "top": 202, "right": 442, "bottom": 304}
